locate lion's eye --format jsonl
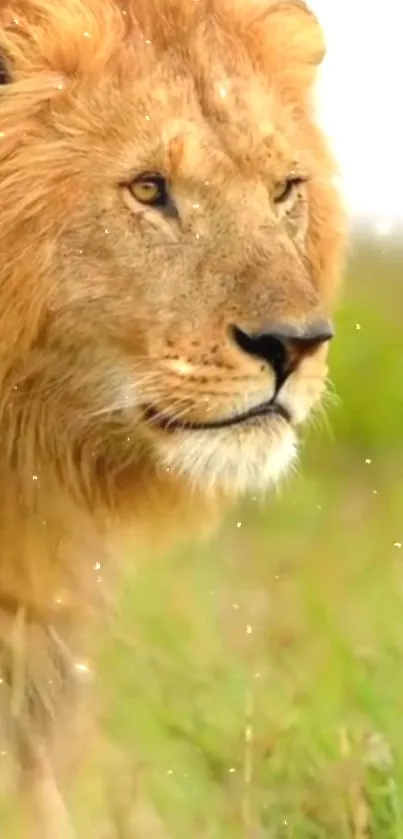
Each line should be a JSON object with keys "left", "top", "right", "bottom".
{"left": 130, "top": 174, "right": 169, "bottom": 207}
{"left": 273, "top": 176, "right": 307, "bottom": 204}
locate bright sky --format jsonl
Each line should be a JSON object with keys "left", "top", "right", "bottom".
{"left": 309, "top": 0, "right": 402, "bottom": 222}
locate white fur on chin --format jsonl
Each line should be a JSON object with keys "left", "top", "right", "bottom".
{"left": 158, "top": 423, "right": 297, "bottom": 495}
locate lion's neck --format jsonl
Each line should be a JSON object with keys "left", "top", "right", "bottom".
{"left": 0, "top": 439, "right": 222, "bottom": 801}
{"left": 0, "top": 452, "right": 220, "bottom": 620}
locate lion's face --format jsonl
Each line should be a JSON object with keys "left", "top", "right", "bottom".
{"left": 0, "top": 0, "right": 346, "bottom": 496}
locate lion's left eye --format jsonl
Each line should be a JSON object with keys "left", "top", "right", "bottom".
{"left": 273, "top": 176, "right": 307, "bottom": 204}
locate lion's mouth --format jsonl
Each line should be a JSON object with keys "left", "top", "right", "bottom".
{"left": 143, "top": 400, "right": 291, "bottom": 432}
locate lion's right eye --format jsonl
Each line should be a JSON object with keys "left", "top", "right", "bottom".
{"left": 127, "top": 172, "right": 179, "bottom": 220}
{"left": 130, "top": 174, "right": 169, "bottom": 207}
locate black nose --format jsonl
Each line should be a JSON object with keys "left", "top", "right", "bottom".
{"left": 231, "top": 319, "right": 334, "bottom": 387}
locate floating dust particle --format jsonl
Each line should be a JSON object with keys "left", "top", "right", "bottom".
{"left": 365, "top": 458, "right": 372, "bottom": 464}
{"left": 393, "top": 542, "right": 402, "bottom": 548}
{"left": 237, "top": 521, "right": 242, "bottom": 528}
{"left": 356, "top": 323, "right": 362, "bottom": 330}
{"left": 74, "top": 662, "right": 89, "bottom": 674}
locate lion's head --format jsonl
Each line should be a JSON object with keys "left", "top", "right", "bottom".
{"left": 0, "top": 0, "right": 346, "bottom": 499}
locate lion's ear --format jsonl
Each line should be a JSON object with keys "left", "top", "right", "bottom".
{"left": 264, "top": 1, "right": 325, "bottom": 66}
{"left": 244, "top": 0, "right": 326, "bottom": 91}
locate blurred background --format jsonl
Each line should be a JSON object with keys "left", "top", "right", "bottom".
{"left": 7, "top": 3, "right": 401, "bottom": 837}
{"left": 311, "top": 0, "right": 403, "bottom": 227}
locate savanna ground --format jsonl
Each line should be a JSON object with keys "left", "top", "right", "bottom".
{"left": 4, "top": 234, "right": 403, "bottom": 837}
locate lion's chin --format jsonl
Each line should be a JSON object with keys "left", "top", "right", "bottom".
{"left": 155, "top": 420, "right": 297, "bottom": 496}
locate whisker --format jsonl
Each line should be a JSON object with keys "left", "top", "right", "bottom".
{"left": 142, "top": 398, "right": 195, "bottom": 429}
{"left": 87, "top": 373, "right": 163, "bottom": 419}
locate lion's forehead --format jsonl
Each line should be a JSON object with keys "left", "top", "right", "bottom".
{"left": 85, "top": 70, "right": 304, "bottom": 189}
{"left": 0, "top": 1, "right": 314, "bottom": 167}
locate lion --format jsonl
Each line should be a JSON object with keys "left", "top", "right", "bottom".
{"left": 0, "top": 0, "right": 346, "bottom": 834}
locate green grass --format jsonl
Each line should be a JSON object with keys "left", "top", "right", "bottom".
{"left": 9, "top": 238, "right": 403, "bottom": 837}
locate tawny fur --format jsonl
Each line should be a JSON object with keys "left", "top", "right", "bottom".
{"left": 0, "top": 0, "right": 346, "bottom": 834}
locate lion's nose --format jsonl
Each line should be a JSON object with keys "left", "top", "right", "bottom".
{"left": 231, "top": 319, "right": 334, "bottom": 388}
